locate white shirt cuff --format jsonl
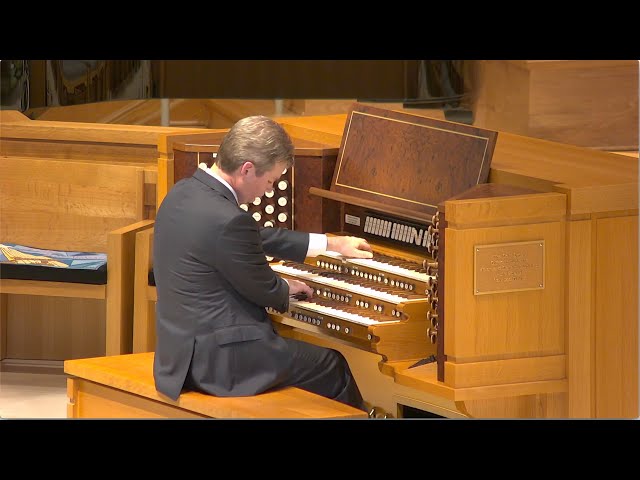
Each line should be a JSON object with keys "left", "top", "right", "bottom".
{"left": 306, "top": 233, "right": 327, "bottom": 257}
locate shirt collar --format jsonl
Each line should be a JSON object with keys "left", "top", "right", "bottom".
{"left": 198, "top": 163, "right": 239, "bottom": 205}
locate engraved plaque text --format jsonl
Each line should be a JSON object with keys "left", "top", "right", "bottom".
{"left": 474, "top": 241, "right": 544, "bottom": 295}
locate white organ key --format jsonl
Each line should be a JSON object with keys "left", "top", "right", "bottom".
{"left": 291, "top": 300, "right": 399, "bottom": 326}
{"left": 391, "top": 223, "right": 398, "bottom": 240}
{"left": 272, "top": 263, "right": 412, "bottom": 304}
{"left": 416, "top": 229, "right": 424, "bottom": 246}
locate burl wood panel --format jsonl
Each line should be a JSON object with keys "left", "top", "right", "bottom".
{"left": 331, "top": 104, "right": 498, "bottom": 218}
{"left": 291, "top": 153, "right": 340, "bottom": 233}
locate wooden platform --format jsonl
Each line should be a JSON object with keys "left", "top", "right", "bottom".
{"left": 64, "top": 352, "right": 368, "bottom": 419}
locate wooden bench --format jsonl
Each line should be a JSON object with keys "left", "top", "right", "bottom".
{"left": 0, "top": 157, "right": 152, "bottom": 361}
{"left": 0, "top": 111, "right": 210, "bottom": 361}
{"left": 64, "top": 352, "right": 368, "bottom": 418}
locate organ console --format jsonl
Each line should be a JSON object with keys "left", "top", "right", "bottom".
{"left": 267, "top": 103, "right": 506, "bottom": 416}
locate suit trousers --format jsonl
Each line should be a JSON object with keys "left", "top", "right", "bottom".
{"left": 278, "top": 337, "right": 366, "bottom": 412}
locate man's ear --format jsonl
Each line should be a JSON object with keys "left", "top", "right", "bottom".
{"left": 240, "top": 161, "right": 254, "bottom": 176}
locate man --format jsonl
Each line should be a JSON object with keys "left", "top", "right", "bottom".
{"left": 153, "top": 115, "right": 373, "bottom": 411}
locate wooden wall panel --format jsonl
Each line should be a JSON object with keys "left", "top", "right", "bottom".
{"left": 6, "top": 296, "right": 105, "bottom": 360}
{"left": 595, "top": 215, "right": 638, "bottom": 418}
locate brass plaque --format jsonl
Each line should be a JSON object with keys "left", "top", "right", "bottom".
{"left": 474, "top": 241, "right": 544, "bottom": 295}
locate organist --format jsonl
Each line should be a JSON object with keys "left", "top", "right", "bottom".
{"left": 153, "top": 115, "right": 373, "bottom": 412}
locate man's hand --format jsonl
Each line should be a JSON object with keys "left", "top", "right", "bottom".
{"left": 326, "top": 236, "right": 373, "bottom": 259}
{"left": 287, "top": 278, "right": 314, "bottom": 300}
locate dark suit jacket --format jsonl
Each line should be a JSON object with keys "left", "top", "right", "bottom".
{"left": 153, "top": 168, "right": 310, "bottom": 400}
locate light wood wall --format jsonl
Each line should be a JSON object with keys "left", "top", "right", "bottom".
{"left": 471, "top": 60, "right": 639, "bottom": 151}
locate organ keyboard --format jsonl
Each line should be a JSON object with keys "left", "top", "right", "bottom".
{"left": 269, "top": 254, "right": 435, "bottom": 361}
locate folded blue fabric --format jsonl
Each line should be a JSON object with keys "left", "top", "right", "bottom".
{"left": 0, "top": 243, "right": 107, "bottom": 284}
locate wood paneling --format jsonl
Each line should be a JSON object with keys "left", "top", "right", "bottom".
{"left": 472, "top": 60, "right": 639, "bottom": 150}
{"left": 6, "top": 296, "right": 105, "bottom": 360}
{"left": 65, "top": 352, "right": 368, "bottom": 418}
{"left": 595, "top": 215, "right": 638, "bottom": 417}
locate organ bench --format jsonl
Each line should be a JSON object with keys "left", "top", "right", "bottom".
{"left": 64, "top": 352, "right": 368, "bottom": 419}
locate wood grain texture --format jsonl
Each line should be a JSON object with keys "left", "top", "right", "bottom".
{"left": 594, "top": 215, "right": 638, "bottom": 418}
{"left": 490, "top": 132, "right": 638, "bottom": 215}
{"left": 0, "top": 157, "right": 153, "bottom": 360}
{"left": 0, "top": 157, "right": 143, "bottom": 252}
{"left": 133, "top": 226, "right": 156, "bottom": 353}
{"left": 565, "top": 219, "right": 594, "bottom": 417}
{"left": 444, "top": 219, "right": 565, "bottom": 361}
{"left": 0, "top": 115, "right": 208, "bottom": 216}
{"left": 471, "top": 60, "right": 638, "bottom": 150}
{"left": 106, "top": 220, "right": 156, "bottom": 356}
{"left": 65, "top": 352, "right": 368, "bottom": 418}
{"left": 331, "top": 104, "right": 497, "bottom": 218}
{"left": 6, "top": 296, "right": 105, "bottom": 360}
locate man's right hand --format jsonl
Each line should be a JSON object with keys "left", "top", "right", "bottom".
{"left": 287, "top": 278, "right": 314, "bottom": 300}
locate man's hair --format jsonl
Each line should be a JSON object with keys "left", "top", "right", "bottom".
{"left": 216, "top": 115, "right": 295, "bottom": 176}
